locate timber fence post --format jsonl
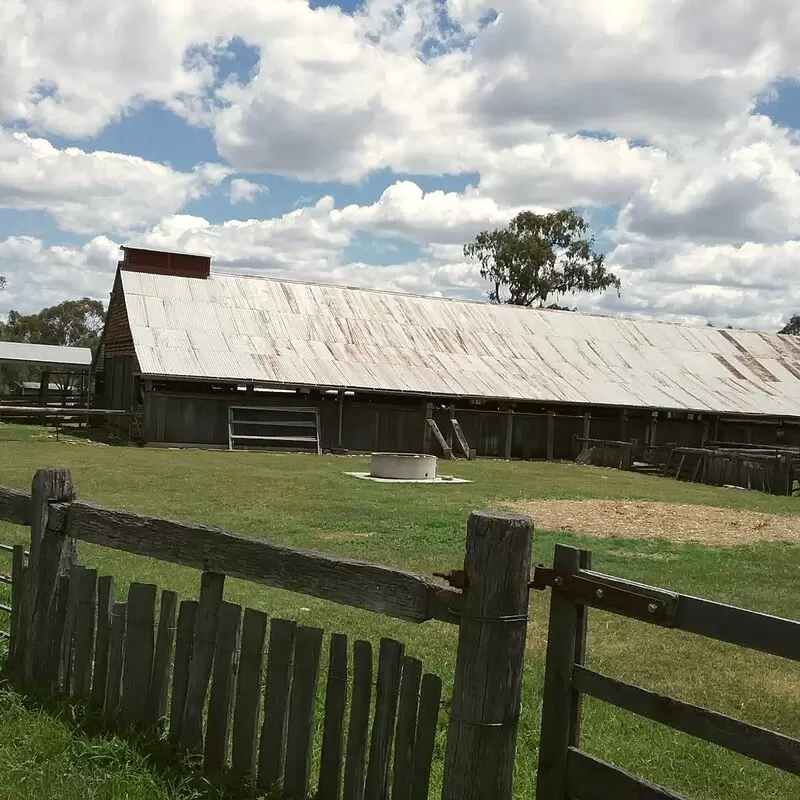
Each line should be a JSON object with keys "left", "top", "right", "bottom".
{"left": 441, "top": 510, "right": 533, "bottom": 800}
{"left": 24, "top": 468, "right": 77, "bottom": 688}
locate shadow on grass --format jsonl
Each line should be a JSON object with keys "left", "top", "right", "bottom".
{"left": 0, "top": 674, "right": 279, "bottom": 800}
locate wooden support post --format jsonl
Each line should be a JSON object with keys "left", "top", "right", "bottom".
{"left": 504, "top": 409, "right": 513, "bottom": 460}
{"left": 620, "top": 409, "right": 628, "bottom": 442}
{"left": 536, "top": 545, "right": 589, "bottom": 800}
{"left": 25, "top": 468, "right": 76, "bottom": 688}
{"left": 337, "top": 391, "right": 345, "bottom": 448}
{"left": 451, "top": 418, "right": 472, "bottom": 459}
{"left": 422, "top": 403, "right": 432, "bottom": 455}
{"left": 583, "top": 413, "right": 591, "bottom": 445}
{"left": 425, "top": 417, "right": 453, "bottom": 460}
{"left": 39, "top": 370, "right": 50, "bottom": 404}
{"left": 546, "top": 412, "right": 556, "bottom": 461}
{"left": 649, "top": 412, "right": 658, "bottom": 446}
{"left": 441, "top": 511, "right": 533, "bottom": 800}
{"left": 701, "top": 420, "right": 710, "bottom": 448}
{"left": 447, "top": 406, "right": 455, "bottom": 453}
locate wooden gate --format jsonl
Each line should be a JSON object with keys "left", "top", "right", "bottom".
{"left": 531, "top": 543, "right": 800, "bottom": 799}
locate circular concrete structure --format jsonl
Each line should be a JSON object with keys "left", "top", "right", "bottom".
{"left": 370, "top": 453, "right": 438, "bottom": 481}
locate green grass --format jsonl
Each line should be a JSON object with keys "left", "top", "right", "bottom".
{"left": 0, "top": 423, "right": 798, "bottom": 799}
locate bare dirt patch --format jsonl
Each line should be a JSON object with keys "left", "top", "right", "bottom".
{"left": 501, "top": 499, "right": 800, "bottom": 546}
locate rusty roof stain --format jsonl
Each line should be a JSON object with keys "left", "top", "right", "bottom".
{"left": 119, "top": 271, "right": 800, "bottom": 417}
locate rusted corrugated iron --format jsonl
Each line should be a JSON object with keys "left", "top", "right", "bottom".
{"left": 120, "top": 271, "right": 800, "bottom": 417}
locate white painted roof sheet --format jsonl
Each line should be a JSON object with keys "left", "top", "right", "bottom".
{"left": 120, "top": 270, "right": 800, "bottom": 417}
{"left": 0, "top": 340, "right": 92, "bottom": 370}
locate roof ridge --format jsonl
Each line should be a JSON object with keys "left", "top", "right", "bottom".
{"left": 149, "top": 269, "right": 771, "bottom": 336}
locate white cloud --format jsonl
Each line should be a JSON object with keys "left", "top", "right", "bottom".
{"left": 337, "top": 181, "right": 515, "bottom": 244}
{"left": 0, "top": 235, "right": 118, "bottom": 314}
{"left": 470, "top": 1, "right": 800, "bottom": 142}
{"left": 4, "top": 0, "right": 800, "bottom": 332}
{"left": 229, "top": 178, "right": 265, "bottom": 204}
{"left": 0, "top": 129, "right": 230, "bottom": 234}
{"left": 617, "top": 115, "right": 800, "bottom": 244}
{"left": 0, "top": 180, "right": 511, "bottom": 314}
{"left": 588, "top": 238, "right": 800, "bottom": 330}
{"left": 4, "top": 174, "right": 800, "bottom": 332}
{"left": 478, "top": 135, "right": 667, "bottom": 208}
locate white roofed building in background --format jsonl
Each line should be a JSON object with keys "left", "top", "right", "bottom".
{"left": 0, "top": 340, "right": 93, "bottom": 371}
{"left": 98, "top": 246, "right": 800, "bottom": 454}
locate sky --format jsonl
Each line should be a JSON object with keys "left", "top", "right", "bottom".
{"left": 1, "top": 0, "right": 800, "bottom": 331}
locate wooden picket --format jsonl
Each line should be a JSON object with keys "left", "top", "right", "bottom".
{"left": 7, "top": 566, "right": 446, "bottom": 799}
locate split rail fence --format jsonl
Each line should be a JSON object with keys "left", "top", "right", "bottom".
{"left": 3, "top": 468, "right": 797, "bottom": 799}
{"left": 0, "top": 468, "right": 533, "bottom": 800}
{"left": 531, "top": 544, "right": 800, "bottom": 799}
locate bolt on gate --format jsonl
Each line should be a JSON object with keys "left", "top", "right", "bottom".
{"left": 531, "top": 543, "right": 800, "bottom": 800}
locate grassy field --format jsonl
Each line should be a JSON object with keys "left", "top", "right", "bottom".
{"left": 0, "top": 422, "right": 798, "bottom": 799}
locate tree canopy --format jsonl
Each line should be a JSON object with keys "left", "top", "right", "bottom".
{"left": 779, "top": 315, "right": 800, "bottom": 335}
{"left": 0, "top": 275, "right": 6, "bottom": 291}
{"left": 0, "top": 297, "right": 105, "bottom": 351}
{"left": 464, "top": 209, "right": 621, "bottom": 307}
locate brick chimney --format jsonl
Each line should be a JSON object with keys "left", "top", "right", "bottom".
{"left": 119, "top": 246, "right": 211, "bottom": 279}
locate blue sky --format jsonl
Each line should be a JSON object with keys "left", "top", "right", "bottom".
{"left": 1, "top": 1, "right": 800, "bottom": 330}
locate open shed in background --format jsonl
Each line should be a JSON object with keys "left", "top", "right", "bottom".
{"left": 94, "top": 246, "right": 800, "bottom": 462}
{"left": 0, "top": 340, "right": 93, "bottom": 409}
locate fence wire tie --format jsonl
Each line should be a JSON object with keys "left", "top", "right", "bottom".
{"left": 448, "top": 609, "right": 529, "bottom": 624}
{"left": 449, "top": 711, "right": 520, "bottom": 729}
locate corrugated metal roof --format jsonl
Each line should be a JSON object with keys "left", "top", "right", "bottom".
{"left": 0, "top": 340, "right": 93, "bottom": 370}
{"left": 120, "top": 270, "right": 800, "bottom": 417}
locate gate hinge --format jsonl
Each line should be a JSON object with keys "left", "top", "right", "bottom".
{"left": 530, "top": 566, "right": 677, "bottom": 626}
